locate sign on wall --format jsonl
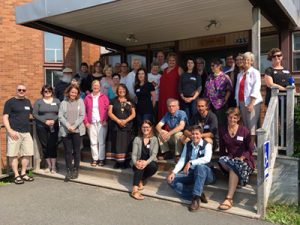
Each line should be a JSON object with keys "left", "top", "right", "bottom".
{"left": 264, "top": 141, "right": 270, "bottom": 180}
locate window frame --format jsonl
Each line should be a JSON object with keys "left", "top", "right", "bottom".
{"left": 44, "top": 67, "right": 63, "bottom": 87}
{"left": 43, "top": 32, "right": 64, "bottom": 64}
{"left": 292, "top": 31, "right": 300, "bottom": 72}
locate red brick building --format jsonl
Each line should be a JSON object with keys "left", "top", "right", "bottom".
{"left": 0, "top": 0, "right": 101, "bottom": 166}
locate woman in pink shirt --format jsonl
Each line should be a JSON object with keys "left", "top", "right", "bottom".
{"left": 84, "top": 80, "right": 109, "bottom": 166}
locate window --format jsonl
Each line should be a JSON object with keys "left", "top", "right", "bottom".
{"left": 44, "top": 32, "right": 63, "bottom": 63}
{"left": 45, "top": 69, "right": 62, "bottom": 87}
{"left": 260, "top": 35, "right": 279, "bottom": 73}
{"left": 292, "top": 32, "right": 300, "bottom": 72}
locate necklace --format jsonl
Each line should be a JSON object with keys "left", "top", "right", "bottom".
{"left": 228, "top": 125, "right": 238, "bottom": 137}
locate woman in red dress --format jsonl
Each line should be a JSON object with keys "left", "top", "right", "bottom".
{"left": 157, "top": 52, "right": 183, "bottom": 121}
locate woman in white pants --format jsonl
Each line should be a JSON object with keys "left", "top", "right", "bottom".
{"left": 84, "top": 80, "right": 110, "bottom": 166}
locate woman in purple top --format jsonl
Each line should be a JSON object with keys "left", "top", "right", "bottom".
{"left": 218, "top": 107, "right": 255, "bottom": 210}
{"left": 205, "top": 58, "right": 232, "bottom": 128}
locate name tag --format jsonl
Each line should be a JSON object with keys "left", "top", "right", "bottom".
{"left": 146, "top": 144, "right": 150, "bottom": 148}
{"left": 204, "top": 125, "right": 210, "bottom": 129}
{"left": 24, "top": 106, "right": 30, "bottom": 110}
{"left": 51, "top": 103, "right": 57, "bottom": 106}
{"left": 237, "top": 136, "right": 244, "bottom": 141}
{"left": 190, "top": 77, "right": 196, "bottom": 81}
{"left": 282, "top": 70, "right": 290, "bottom": 74}
{"left": 136, "top": 89, "right": 140, "bottom": 92}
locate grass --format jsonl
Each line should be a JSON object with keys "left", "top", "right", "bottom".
{"left": 0, "top": 170, "right": 34, "bottom": 186}
{"left": 266, "top": 204, "right": 300, "bottom": 225}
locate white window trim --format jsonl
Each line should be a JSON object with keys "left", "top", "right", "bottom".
{"left": 292, "top": 31, "right": 300, "bottom": 72}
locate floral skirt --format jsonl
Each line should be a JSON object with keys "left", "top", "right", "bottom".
{"left": 218, "top": 156, "right": 253, "bottom": 186}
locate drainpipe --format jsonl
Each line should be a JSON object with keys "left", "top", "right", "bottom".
{"left": 252, "top": 7, "right": 261, "bottom": 71}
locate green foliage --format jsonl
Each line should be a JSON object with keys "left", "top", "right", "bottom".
{"left": 266, "top": 204, "right": 300, "bottom": 225}
{"left": 294, "top": 105, "right": 300, "bottom": 158}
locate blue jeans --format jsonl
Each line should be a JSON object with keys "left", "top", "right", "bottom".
{"left": 136, "top": 113, "right": 154, "bottom": 127}
{"left": 180, "top": 100, "right": 196, "bottom": 120}
{"left": 169, "top": 164, "right": 215, "bottom": 200}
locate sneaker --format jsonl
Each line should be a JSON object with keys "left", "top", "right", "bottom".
{"left": 44, "top": 168, "right": 50, "bottom": 173}
{"left": 51, "top": 169, "right": 57, "bottom": 174}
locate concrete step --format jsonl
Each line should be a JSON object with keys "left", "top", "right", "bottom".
{"left": 34, "top": 159, "right": 259, "bottom": 219}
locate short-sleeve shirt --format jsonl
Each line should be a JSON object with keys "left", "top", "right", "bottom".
{"left": 178, "top": 72, "right": 202, "bottom": 97}
{"left": 135, "top": 82, "right": 155, "bottom": 114}
{"left": 205, "top": 72, "right": 232, "bottom": 110}
{"left": 190, "top": 110, "right": 219, "bottom": 143}
{"left": 3, "top": 97, "right": 32, "bottom": 133}
{"left": 109, "top": 98, "right": 135, "bottom": 131}
{"left": 160, "top": 110, "right": 187, "bottom": 130}
{"left": 264, "top": 67, "right": 291, "bottom": 105}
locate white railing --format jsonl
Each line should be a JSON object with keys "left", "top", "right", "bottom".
{"left": 256, "top": 86, "right": 295, "bottom": 218}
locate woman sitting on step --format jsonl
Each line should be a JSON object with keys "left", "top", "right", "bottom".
{"left": 218, "top": 107, "right": 255, "bottom": 210}
{"left": 131, "top": 120, "right": 159, "bottom": 200}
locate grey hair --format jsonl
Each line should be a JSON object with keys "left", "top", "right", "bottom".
{"left": 196, "top": 57, "right": 206, "bottom": 67}
{"left": 243, "top": 52, "right": 255, "bottom": 64}
{"left": 166, "top": 98, "right": 179, "bottom": 106}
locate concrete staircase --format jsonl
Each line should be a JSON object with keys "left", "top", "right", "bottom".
{"left": 34, "top": 152, "right": 260, "bottom": 219}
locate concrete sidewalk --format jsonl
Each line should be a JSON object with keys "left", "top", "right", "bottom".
{"left": 0, "top": 176, "right": 275, "bottom": 225}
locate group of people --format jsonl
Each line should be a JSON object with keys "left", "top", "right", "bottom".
{"left": 3, "top": 47, "right": 294, "bottom": 212}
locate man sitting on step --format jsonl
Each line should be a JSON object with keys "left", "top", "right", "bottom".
{"left": 181, "top": 98, "right": 219, "bottom": 151}
{"left": 156, "top": 98, "right": 187, "bottom": 161}
{"left": 167, "top": 124, "right": 215, "bottom": 212}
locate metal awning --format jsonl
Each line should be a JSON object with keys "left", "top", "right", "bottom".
{"left": 15, "top": 0, "right": 298, "bottom": 51}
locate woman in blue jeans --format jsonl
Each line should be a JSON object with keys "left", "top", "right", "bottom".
{"left": 167, "top": 125, "right": 215, "bottom": 212}
{"left": 134, "top": 68, "right": 156, "bottom": 127}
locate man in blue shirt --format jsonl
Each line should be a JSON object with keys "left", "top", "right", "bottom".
{"left": 156, "top": 98, "right": 187, "bottom": 161}
{"left": 167, "top": 125, "right": 215, "bottom": 211}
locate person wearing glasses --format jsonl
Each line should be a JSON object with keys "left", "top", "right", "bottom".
{"left": 3, "top": 84, "right": 34, "bottom": 184}
{"left": 130, "top": 120, "right": 158, "bottom": 200}
{"left": 205, "top": 58, "right": 232, "bottom": 128}
{"left": 33, "top": 85, "right": 60, "bottom": 173}
{"left": 264, "top": 48, "right": 294, "bottom": 106}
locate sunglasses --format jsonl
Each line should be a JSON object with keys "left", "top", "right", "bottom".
{"left": 44, "top": 90, "right": 52, "bottom": 93}
{"left": 18, "top": 89, "right": 26, "bottom": 92}
{"left": 272, "top": 54, "right": 282, "bottom": 58}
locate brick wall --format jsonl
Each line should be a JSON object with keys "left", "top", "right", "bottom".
{"left": 0, "top": 0, "right": 101, "bottom": 168}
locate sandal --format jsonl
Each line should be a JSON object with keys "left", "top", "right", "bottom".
{"left": 131, "top": 191, "right": 144, "bottom": 200}
{"left": 138, "top": 181, "right": 144, "bottom": 190}
{"left": 14, "top": 176, "right": 24, "bottom": 185}
{"left": 218, "top": 197, "right": 233, "bottom": 210}
{"left": 20, "top": 174, "right": 34, "bottom": 182}
{"left": 91, "top": 161, "right": 98, "bottom": 167}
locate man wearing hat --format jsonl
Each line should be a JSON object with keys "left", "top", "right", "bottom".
{"left": 55, "top": 68, "right": 73, "bottom": 101}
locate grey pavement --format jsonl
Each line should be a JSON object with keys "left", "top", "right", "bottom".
{"left": 0, "top": 176, "right": 275, "bottom": 225}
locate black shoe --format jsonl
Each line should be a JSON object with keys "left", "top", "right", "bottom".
{"left": 71, "top": 168, "right": 78, "bottom": 179}
{"left": 64, "top": 168, "right": 72, "bottom": 182}
{"left": 98, "top": 160, "right": 105, "bottom": 167}
{"left": 113, "top": 162, "right": 120, "bottom": 169}
{"left": 189, "top": 196, "right": 200, "bottom": 212}
{"left": 200, "top": 193, "right": 208, "bottom": 203}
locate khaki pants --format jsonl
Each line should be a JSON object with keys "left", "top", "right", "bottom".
{"left": 159, "top": 132, "right": 183, "bottom": 156}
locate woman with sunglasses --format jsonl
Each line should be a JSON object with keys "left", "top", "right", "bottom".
{"left": 131, "top": 120, "right": 158, "bottom": 200}
{"left": 264, "top": 48, "right": 294, "bottom": 106}
{"left": 33, "top": 85, "right": 60, "bottom": 173}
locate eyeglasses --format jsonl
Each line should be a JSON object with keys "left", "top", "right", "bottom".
{"left": 272, "top": 54, "right": 282, "bottom": 58}
{"left": 44, "top": 90, "right": 52, "bottom": 93}
{"left": 17, "top": 89, "right": 26, "bottom": 92}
